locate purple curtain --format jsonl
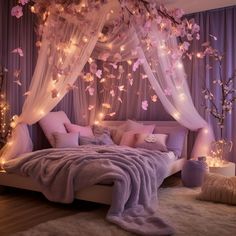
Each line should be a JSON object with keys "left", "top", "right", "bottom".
{"left": 96, "top": 61, "right": 172, "bottom": 121}
{"left": 185, "top": 6, "right": 236, "bottom": 162}
{"left": 0, "top": 0, "right": 76, "bottom": 149}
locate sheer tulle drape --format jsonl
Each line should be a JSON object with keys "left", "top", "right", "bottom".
{"left": 133, "top": 24, "right": 215, "bottom": 158}
{"left": 1, "top": 6, "right": 109, "bottom": 161}
{"left": 92, "top": 22, "right": 215, "bottom": 158}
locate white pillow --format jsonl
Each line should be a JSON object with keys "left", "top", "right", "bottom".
{"left": 134, "top": 133, "right": 168, "bottom": 151}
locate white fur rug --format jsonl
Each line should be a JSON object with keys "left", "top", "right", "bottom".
{"left": 12, "top": 187, "right": 236, "bottom": 236}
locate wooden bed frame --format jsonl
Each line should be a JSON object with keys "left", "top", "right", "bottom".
{"left": 0, "top": 121, "right": 188, "bottom": 205}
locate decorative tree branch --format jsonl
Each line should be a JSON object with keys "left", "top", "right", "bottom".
{"left": 201, "top": 48, "right": 236, "bottom": 139}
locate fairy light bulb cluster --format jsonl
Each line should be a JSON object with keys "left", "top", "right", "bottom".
{"left": 0, "top": 65, "right": 11, "bottom": 146}
{"left": 0, "top": 98, "right": 9, "bottom": 137}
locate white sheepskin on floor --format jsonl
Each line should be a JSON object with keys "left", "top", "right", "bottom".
{"left": 12, "top": 187, "right": 236, "bottom": 236}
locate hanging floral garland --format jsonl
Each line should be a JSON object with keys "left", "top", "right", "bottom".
{"left": 10, "top": 0, "right": 223, "bottom": 120}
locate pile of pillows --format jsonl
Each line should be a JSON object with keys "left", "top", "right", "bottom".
{"left": 110, "top": 119, "right": 187, "bottom": 157}
{"left": 39, "top": 111, "right": 187, "bottom": 157}
{"left": 39, "top": 111, "right": 114, "bottom": 148}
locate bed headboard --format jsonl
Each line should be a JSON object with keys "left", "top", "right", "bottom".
{"left": 101, "top": 120, "right": 188, "bottom": 159}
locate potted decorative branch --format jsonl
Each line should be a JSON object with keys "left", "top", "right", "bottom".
{"left": 202, "top": 46, "right": 236, "bottom": 162}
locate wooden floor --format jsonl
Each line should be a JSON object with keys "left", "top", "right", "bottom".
{"left": 0, "top": 174, "right": 181, "bottom": 236}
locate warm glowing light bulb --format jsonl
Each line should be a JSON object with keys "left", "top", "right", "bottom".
{"left": 120, "top": 45, "right": 125, "bottom": 52}
{"left": 0, "top": 158, "right": 5, "bottom": 169}
{"left": 82, "top": 36, "right": 88, "bottom": 43}
{"left": 177, "top": 62, "right": 183, "bottom": 69}
{"left": 88, "top": 57, "right": 93, "bottom": 64}
{"left": 94, "top": 120, "right": 100, "bottom": 125}
{"left": 173, "top": 112, "right": 180, "bottom": 120}
{"left": 31, "top": 6, "right": 36, "bottom": 13}
{"left": 10, "top": 121, "right": 16, "bottom": 129}
{"left": 203, "top": 128, "right": 209, "bottom": 134}
{"left": 39, "top": 110, "right": 45, "bottom": 116}
{"left": 8, "top": 141, "right": 13, "bottom": 146}
{"left": 127, "top": 60, "right": 132, "bottom": 65}
{"left": 178, "top": 93, "right": 185, "bottom": 101}
{"left": 99, "top": 112, "right": 104, "bottom": 119}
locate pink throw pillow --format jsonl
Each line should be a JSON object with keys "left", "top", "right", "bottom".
{"left": 120, "top": 124, "right": 155, "bottom": 147}
{"left": 65, "top": 123, "right": 94, "bottom": 137}
{"left": 134, "top": 133, "right": 168, "bottom": 151}
{"left": 39, "top": 111, "right": 71, "bottom": 147}
{"left": 53, "top": 132, "right": 79, "bottom": 148}
{"left": 111, "top": 122, "right": 128, "bottom": 145}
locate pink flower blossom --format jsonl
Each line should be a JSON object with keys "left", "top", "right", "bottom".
{"left": 164, "top": 88, "right": 172, "bottom": 96}
{"left": 19, "top": 0, "right": 29, "bottom": 5}
{"left": 95, "top": 69, "right": 102, "bottom": 78}
{"left": 133, "top": 59, "right": 144, "bottom": 72}
{"left": 173, "top": 8, "right": 185, "bottom": 19}
{"left": 109, "top": 63, "right": 118, "bottom": 69}
{"left": 88, "top": 87, "right": 95, "bottom": 96}
{"left": 88, "top": 105, "right": 94, "bottom": 111}
{"left": 192, "top": 23, "right": 200, "bottom": 33}
{"left": 142, "top": 100, "right": 148, "bottom": 110}
{"left": 187, "top": 33, "right": 193, "bottom": 41}
{"left": 89, "top": 62, "right": 97, "bottom": 74}
{"left": 155, "top": 15, "right": 162, "bottom": 24}
{"left": 110, "top": 90, "right": 115, "bottom": 97}
{"left": 12, "top": 47, "right": 24, "bottom": 57}
{"left": 11, "top": 5, "right": 23, "bottom": 19}
{"left": 129, "top": 78, "right": 133, "bottom": 86}
{"left": 180, "top": 41, "right": 190, "bottom": 52}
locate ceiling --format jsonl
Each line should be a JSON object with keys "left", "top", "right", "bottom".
{"left": 160, "top": 0, "right": 236, "bottom": 14}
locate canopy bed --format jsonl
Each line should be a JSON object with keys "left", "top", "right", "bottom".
{"left": 0, "top": 0, "right": 215, "bottom": 235}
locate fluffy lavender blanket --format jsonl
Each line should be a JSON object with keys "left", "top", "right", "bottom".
{"left": 4, "top": 145, "right": 174, "bottom": 235}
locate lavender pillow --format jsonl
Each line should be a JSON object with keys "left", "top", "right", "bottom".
{"left": 166, "top": 129, "right": 187, "bottom": 157}
{"left": 154, "top": 127, "right": 188, "bottom": 157}
{"left": 79, "top": 136, "right": 99, "bottom": 145}
{"left": 79, "top": 134, "right": 114, "bottom": 145}
{"left": 39, "top": 111, "right": 71, "bottom": 147}
{"left": 53, "top": 132, "right": 79, "bottom": 148}
{"left": 93, "top": 125, "right": 111, "bottom": 136}
{"left": 64, "top": 123, "right": 94, "bottom": 137}
{"left": 134, "top": 133, "right": 168, "bottom": 151}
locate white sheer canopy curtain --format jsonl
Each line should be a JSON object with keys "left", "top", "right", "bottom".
{"left": 1, "top": 3, "right": 110, "bottom": 162}
{"left": 132, "top": 22, "right": 215, "bottom": 158}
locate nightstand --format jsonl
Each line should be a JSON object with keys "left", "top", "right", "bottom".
{"left": 209, "top": 161, "right": 235, "bottom": 177}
